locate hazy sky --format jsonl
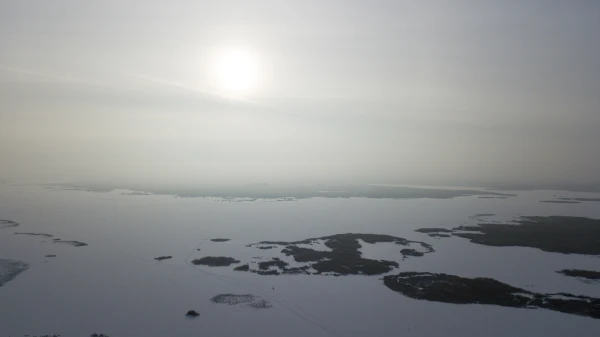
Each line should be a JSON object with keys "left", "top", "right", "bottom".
{"left": 1, "top": 0, "right": 599, "bottom": 187}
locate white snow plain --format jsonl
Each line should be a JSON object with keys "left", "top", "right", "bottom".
{"left": 0, "top": 185, "right": 599, "bottom": 336}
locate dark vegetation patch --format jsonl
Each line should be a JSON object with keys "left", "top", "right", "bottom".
{"left": 233, "top": 264, "right": 250, "bottom": 271}
{"left": 557, "top": 269, "right": 600, "bottom": 280}
{"left": 192, "top": 256, "right": 240, "bottom": 267}
{"left": 210, "top": 238, "right": 230, "bottom": 242}
{"left": 258, "top": 259, "right": 289, "bottom": 270}
{"left": 417, "top": 216, "right": 600, "bottom": 255}
{"left": 185, "top": 310, "right": 200, "bottom": 317}
{"left": 256, "top": 269, "right": 280, "bottom": 275}
{"left": 383, "top": 272, "right": 600, "bottom": 319}
{"left": 400, "top": 249, "right": 424, "bottom": 258}
{"left": 429, "top": 233, "right": 451, "bottom": 238}
{"left": 414, "top": 228, "right": 454, "bottom": 238}
{"left": 15, "top": 232, "right": 53, "bottom": 238}
{"left": 0, "top": 219, "right": 19, "bottom": 229}
{"left": 281, "top": 265, "right": 312, "bottom": 275}
{"left": 248, "top": 233, "right": 433, "bottom": 276}
{"left": 473, "top": 213, "right": 495, "bottom": 217}
{"left": 53, "top": 239, "right": 88, "bottom": 247}
{"left": 210, "top": 294, "right": 271, "bottom": 309}
{"left": 414, "top": 228, "right": 453, "bottom": 234}
{"left": 540, "top": 200, "right": 581, "bottom": 204}
{"left": 257, "top": 245, "right": 275, "bottom": 250}
{"left": 154, "top": 256, "right": 172, "bottom": 261}
{"left": 246, "top": 299, "right": 273, "bottom": 309}
{"left": 45, "top": 254, "right": 57, "bottom": 258}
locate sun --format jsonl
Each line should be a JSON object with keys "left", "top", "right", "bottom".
{"left": 212, "top": 48, "right": 260, "bottom": 95}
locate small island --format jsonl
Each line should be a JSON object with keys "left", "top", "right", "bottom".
{"left": 210, "top": 238, "right": 231, "bottom": 242}
{"left": 191, "top": 256, "right": 240, "bottom": 266}
{"left": 540, "top": 200, "right": 580, "bottom": 204}
{"left": 416, "top": 216, "right": 600, "bottom": 255}
{"left": 557, "top": 269, "right": 600, "bottom": 280}
{"left": 0, "top": 259, "right": 29, "bottom": 287}
{"left": 246, "top": 233, "right": 434, "bottom": 276}
{"left": 0, "top": 219, "right": 19, "bottom": 229}
{"left": 154, "top": 256, "right": 172, "bottom": 261}
{"left": 384, "top": 272, "right": 600, "bottom": 319}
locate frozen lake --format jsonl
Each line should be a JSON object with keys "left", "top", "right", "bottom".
{"left": 0, "top": 184, "right": 599, "bottom": 337}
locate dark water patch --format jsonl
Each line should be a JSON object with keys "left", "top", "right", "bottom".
{"left": 154, "top": 256, "right": 172, "bottom": 261}
{"left": 0, "top": 259, "right": 29, "bottom": 287}
{"left": 558, "top": 269, "right": 600, "bottom": 280}
{"left": 418, "top": 216, "right": 600, "bottom": 255}
{"left": 192, "top": 256, "right": 240, "bottom": 266}
{"left": 210, "top": 238, "right": 231, "bottom": 242}
{"left": 210, "top": 294, "right": 272, "bottom": 309}
{"left": 248, "top": 233, "right": 433, "bottom": 276}
{"left": 0, "top": 219, "right": 19, "bottom": 229}
{"left": 384, "top": 272, "right": 600, "bottom": 319}
{"left": 15, "top": 232, "right": 53, "bottom": 238}
{"left": 540, "top": 200, "right": 581, "bottom": 204}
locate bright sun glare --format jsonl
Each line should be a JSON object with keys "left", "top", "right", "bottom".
{"left": 212, "top": 48, "right": 260, "bottom": 95}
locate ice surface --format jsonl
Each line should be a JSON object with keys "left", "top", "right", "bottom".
{"left": 0, "top": 185, "right": 599, "bottom": 336}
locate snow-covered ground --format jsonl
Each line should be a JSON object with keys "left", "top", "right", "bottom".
{"left": 0, "top": 185, "right": 599, "bottom": 336}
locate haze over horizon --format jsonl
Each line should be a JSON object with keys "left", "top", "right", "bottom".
{"left": 1, "top": 1, "right": 599, "bottom": 188}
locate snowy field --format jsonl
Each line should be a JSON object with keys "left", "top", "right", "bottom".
{"left": 0, "top": 184, "right": 599, "bottom": 337}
